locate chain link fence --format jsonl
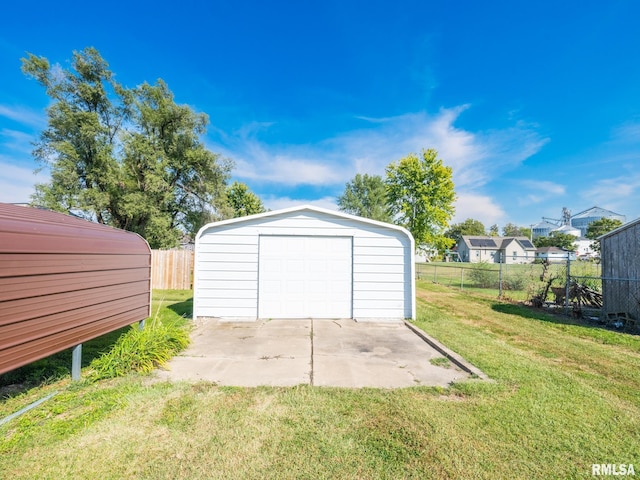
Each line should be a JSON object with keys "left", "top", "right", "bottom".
{"left": 416, "top": 257, "right": 638, "bottom": 334}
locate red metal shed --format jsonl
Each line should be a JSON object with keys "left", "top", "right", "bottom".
{"left": 0, "top": 203, "right": 151, "bottom": 375}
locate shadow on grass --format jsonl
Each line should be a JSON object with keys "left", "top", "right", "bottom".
{"left": 491, "top": 302, "right": 627, "bottom": 334}
{"left": 1, "top": 296, "right": 195, "bottom": 402}
{"left": 0, "top": 325, "right": 131, "bottom": 398}
{"left": 167, "top": 297, "right": 193, "bottom": 319}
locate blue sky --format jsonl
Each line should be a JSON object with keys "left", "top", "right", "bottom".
{"left": 1, "top": 0, "right": 639, "bottom": 230}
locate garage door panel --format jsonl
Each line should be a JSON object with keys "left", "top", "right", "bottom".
{"left": 258, "top": 236, "right": 352, "bottom": 318}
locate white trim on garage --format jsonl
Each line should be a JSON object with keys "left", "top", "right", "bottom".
{"left": 194, "top": 205, "right": 415, "bottom": 321}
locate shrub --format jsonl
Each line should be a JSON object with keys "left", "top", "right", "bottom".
{"left": 88, "top": 317, "right": 190, "bottom": 380}
{"left": 469, "top": 262, "right": 499, "bottom": 288}
{"left": 502, "top": 273, "right": 527, "bottom": 291}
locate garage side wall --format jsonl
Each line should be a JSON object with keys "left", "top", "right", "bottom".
{"left": 194, "top": 210, "right": 414, "bottom": 320}
{"left": 195, "top": 223, "right": 260, "bottom": 318}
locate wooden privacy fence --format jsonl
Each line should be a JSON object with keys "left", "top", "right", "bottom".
{"left": 151, "top": 249, "right": 194, "bottom": 290}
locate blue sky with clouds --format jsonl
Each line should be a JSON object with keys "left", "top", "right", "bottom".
{"left": 1, "top": 0, "right": 639, "bottom": 229}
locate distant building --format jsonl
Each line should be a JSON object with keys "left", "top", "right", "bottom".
{"left": 532, "top": 206, "right": 626, "bottom": 257}
{"left": 535, "top": 246, "right": 576, "bottom": 263}
{"left": 570, "top": 206, "right": 626, "bottom": 237}
{"left": 532, "top": 220, "right": 558, "bottom": 239}
{"left": 457, "top": 236, "right": 536, "bottom": 264}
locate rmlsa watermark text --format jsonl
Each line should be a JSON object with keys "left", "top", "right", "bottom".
{"left": 592, "top": 464, "right": 635, "bottom": 476}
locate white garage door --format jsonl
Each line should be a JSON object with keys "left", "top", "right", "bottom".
{"left": 258, "top": 235, "right": 352, "bottom": 318}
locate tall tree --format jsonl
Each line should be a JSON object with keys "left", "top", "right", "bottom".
{"left": 226, "top": 181, "right": 266, "bottom": 218}
{"left": 337, "top": 173, "right": 390, "bottom": 222}
{"left": 534, "top": 232, "right": 577, "bottom": 250}
{"left": 502, "top": 223, "right": 531, "bottom": 238}
{"left": 445, "top": 218, "right": 486, "bottom": 241}
{"left": 385, "top": 148, "right": 456, "bottom": 250}
{"left": 585, "top": 217, "right": 623, "bottom": 253}
{"left": 23, "top": 48, "right": 232, "bottom": 248}
{"left": 489, "top": 224, "right": 499, "bottom": 236}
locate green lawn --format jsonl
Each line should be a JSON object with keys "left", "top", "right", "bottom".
{"left": 1, "top": 283, "right": 638, "bottom": 479}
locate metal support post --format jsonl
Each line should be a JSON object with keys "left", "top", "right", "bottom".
{"left": 71, "top": 344, "right": 82, "bottom": 381}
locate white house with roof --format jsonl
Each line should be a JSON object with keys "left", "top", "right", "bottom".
{"left": 535, "top": 246, "right": 576, "bottom": 263}
{"left": 456, "top": 236, "right": 537, "bottom": 264}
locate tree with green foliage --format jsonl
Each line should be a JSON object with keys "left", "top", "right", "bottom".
{"left": 385, "top": 148, "right": 456, "bottom": 250}
{"left": 337, "top": 173, "right": 390, "bottom": 222}
{"left": 489, "top": 224, "right": 499, "bottom": 236}
{"left": 534, "top": 231, "right": 577, "bottom": 250}
{"left": 445, "top": 218, "right": 486, "bottom": 241}
{"left": 23, "top": 47, "right": 232, "bottom": 248}
{"left": 585, "top": 217, "right": 623, "bottom": 253}
{"left": 502, "top": 223, "right": 532, "bottom": 239}
{"left": 226, "top": 181, "right": 266, "bottom": 218}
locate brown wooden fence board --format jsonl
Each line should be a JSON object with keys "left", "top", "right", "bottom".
{"left": 151, "top": 250, "right": 194, "bottom": 290}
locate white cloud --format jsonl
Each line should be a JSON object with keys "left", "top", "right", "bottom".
{"left": 234, "top": 155, "right": 345, "bottom": 186}
{"left": 0, "top": 159, "right": 49, "bottom": 203}
{"left": 580, "top": 174, "right": 640, "bottom": 217}
{"left": 610, "top": 121, "right": 640, "bottom": 144}
{"left": 0, "top": 105, "right": 46, "bottom": 129}
{"left": 260, "top": 195, "right": 338, "bottom": 212}
{"left": 0, "top": 128, "right": 36, "bottom": 154}
{"left": 516, "top": 180, "right": 566, "bottom": 206}
{"left": 452, "top": 193, "right": 506, "bottom": 226}
{"left": 216, "top": 106, "right": 548, "bottom": 193}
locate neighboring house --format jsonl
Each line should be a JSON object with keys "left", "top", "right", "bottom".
{"left": 574, "top": 238, "right": 598, "bottom": 259}
{"left": 457, "top": 236, "right": 536, "bottom": 264}
{"left": 599, "top": 217, "right": 640, "bottom": 322}
{"left": 535, "top": 246, "right": 576, "bottom": 263}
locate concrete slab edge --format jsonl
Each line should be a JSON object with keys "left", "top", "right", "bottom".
{"left": 403, "top": 321, "right": 490, "bottom": 381}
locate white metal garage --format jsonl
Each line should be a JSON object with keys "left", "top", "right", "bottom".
{"left": 193, "top": 205, "right": 415, "bottom": 321}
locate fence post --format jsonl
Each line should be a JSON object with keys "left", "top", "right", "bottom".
{"left": 460, "top": 267, "right": 464, "bottom": 291}
{"left": 565, "top": 256, "right": 571, "bottom": 315}
{"left": 498, "top": 253, "right": 503, "bottom": 298}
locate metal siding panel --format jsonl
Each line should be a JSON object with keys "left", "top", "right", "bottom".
{"left": 0, "top": 253, "right": 150, "bottom": 277}
{"left": 0, "top": 203, "right": 151, "bottom": 375}
{"left": 0, "top": 269, "right": 150, "bottom": 302}
{"left": 194, "top": 230, "right": 258, "bottom": 319}
{"left": 0, "top": 295, "right": 149, "bottom": 350}
{"left": 0, "top": 281, "right": 150, "bottom": 326}
{"left": 194, "top": 207, "right": 414, "bottom": 320}
{"left": 352, "top": 228, "right": 411, "bottom": 320}
{"left": 0, "top": 307, "right": 150, "bottom": 374}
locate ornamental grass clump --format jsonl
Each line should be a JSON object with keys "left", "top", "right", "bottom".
{"left": 88, "top": 317, "right": 189, "bottom": 380}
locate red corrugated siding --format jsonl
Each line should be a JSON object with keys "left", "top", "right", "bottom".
{"left": 0, "top": 203, "right": 151, "bottom": 375}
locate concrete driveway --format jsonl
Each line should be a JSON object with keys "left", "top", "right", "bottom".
{"left": 154, "top": 318, "right": 484, "bottom": 388}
